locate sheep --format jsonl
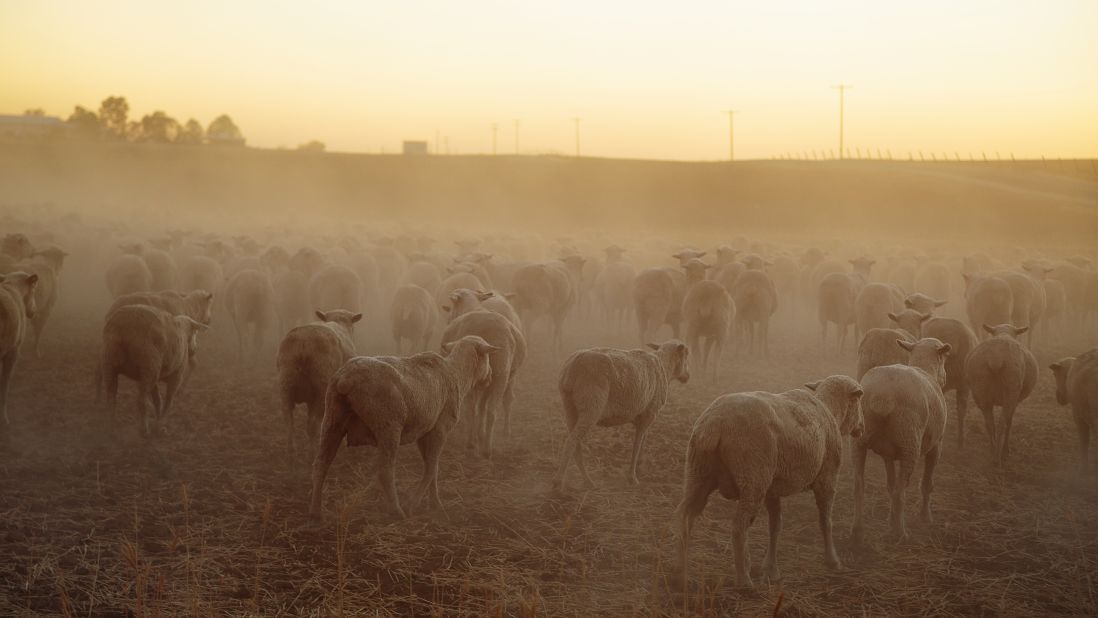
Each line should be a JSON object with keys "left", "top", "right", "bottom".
{"left": 12, "top": 247, "right": 68, "bottom": 358}
{"left": 671, "top": 249, "right": 706, "bottom": 267}
{"left": 0, "top": 272, "right": 39, "bottom": 432}
{"left": 441, "top": 310, "right": 526, "bottom": 457}
{"left": 260, "top": 245, "right": 291, "bottom": 273}
{"left": 682, "top": 278, "right": 734, "bottom": 377}
{"left": 309, "top": 264, "right": 363, "bottom": 314}
{"left": 437, "top": 271, "right": 485, "bottom": 307}
{"left": 887, "top": 308, "right": 931, "bottom": 340}
{"left": 404, "top": 260, "right": 443, "bottom": 296}
{"left": 553, "top": 341, "right": 689, "bottom": 490}
{"left": 108, "top": 290, "right": 215, "bottom": 325}
{"left": 276, "top": 310, "right": 361, "bottom": 456}
{"left": 1042, "top": 278, "right": 1067, "bottom": 339}
{"left": 509, "top": 262, "right": 574, "bottom": 355}
{"left": 288, "top": 247, "right": 326, "bottom": 279}
{"left": 143, "top": 249, "right": 178, "bottom": 291}
{"left": 914, "top": 262, "right": 951, "bottom": 301}
{"left": 852, "top": 337, "right": 951, "bottom": 543}
{"left": 672, "top": 375, "right": 864, "bottom": 589}
{"left": 224, "top": 269, "right": 277, "bottom": 364}
{"left": 731, "top": 269, "right": 776, "bottom": 356}
{"left": 1, "top": 233, "right": 35, "bottom": 261}
{"left": 994, "top": 271, "right": 1045, "bottom": 347}
{"left": 633, "top": 268, "right": 676, "bottom": 344}
{"left": 1050, "top": 348, "right": 1098, "bottom": 472}
{"left": 105, "top": 254, "right": 153, "bottom": 299}
{"left": 857, "top": 327, "right": 916, "bottom": 380}
{"left": 390, "top": 284, "right": 438, "bottom": 354}
{"left": 904, "top": 293, "right": 947, "bottom": 315}
{"left": 308, "top": 335, "right": 498, "bottom": 520}
{"left": 714, "top": 261, "right": 746, "bottom": 298}
{"left": 855, "top": 283, "right": 898, "bottom": 342}
{"left": 965, "top": 324, "right": 1037, "bottom": 465}
{"left": 273, "top": 269, "right": 310, "bottom": 333}
{"left": 178, "top": 255, "right": 224, "bottom": 295}
{"left": 963, "top": 273, "right": 1013, "bottom": 340}
{"left": 442, "top": 288, "right": 516, "bottom": 326}
{"left": 767, "top": 255, "right": 800, "bottom": 316}
{"left": 99, "top": 305, "right": 208, "bottom": 436}
{"left": 817, "top": 272, "right": 857, "bottom": 352}
{"left": 593, "top": 261, "right": 634, "bottom": 332}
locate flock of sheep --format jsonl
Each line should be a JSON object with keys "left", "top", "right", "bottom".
{"left": 0, "top": 219, "right": 1096, "bottom": 590}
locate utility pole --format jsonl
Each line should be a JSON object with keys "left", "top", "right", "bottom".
{"left": 491, "top": 123, "right": 498, "bottom": 155}
{"left": 831, "top": 83, "right": 852, "bottom": 160}
{"left": 513, "top": 119, "right": 520, "bottom": 154}
{"left": 725, "top": 110, "right": 736, "bottom": 161}
{"left": 434, "top": 129, "right": 440, "bottom": 155}
{"left": 572, "top": 117, "right": 581, "bottom": 157}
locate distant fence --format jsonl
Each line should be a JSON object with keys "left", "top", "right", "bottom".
{"left": 767, "top": 149, "right": 1098, "bottom": 179}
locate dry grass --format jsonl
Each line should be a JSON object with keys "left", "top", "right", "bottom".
{"left": 1, "top": 291, "right": 1096, "bottom": 616}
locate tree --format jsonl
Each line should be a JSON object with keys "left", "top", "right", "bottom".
{"left": 297, "top": 140, "right": 325, "bottom": 152}
{"left": 23, "top": 108, "right": 45, "bottom": 117}
{"left": 177, "top": 118, "right": 205, "bottom": 144}
{"left": 98, "top": 96, "right": 130, "bottom": 140}
{"left": 138, "top": 110, "right": 181, "bottom": 143}
{"left": 206, "top": 114, "right": 244, "bottom": 145}
{"left": 67, "top": 106, "right": 101, "bottom": 136}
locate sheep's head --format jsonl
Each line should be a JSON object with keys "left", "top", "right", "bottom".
{"left": 0, "top": 272, "right": 39, "bottom": 319}
{"left": 904, "top": 293, "right": 947, "bottom": 314}
{"left": 671, "top": 249, "right": 706, "bottom": 267}
{"left": 188, "top": 290, "right": 215, "bottom": 325}
{"left": 681, "top": 258, "right": 710, "bottom": 283}
{"left": 649, "top": 340, "right": 690, "bottom": 384}
{"left": 32, "top": 246, "right": 70, "bottom": 272}
{"left": 888, "top": 309, "right": 931, "bottom": 339}
{"left": 443, "top": 335, "right": 499, "bottom": 386}
{"left": 2, "top": 233, "right": 35, "bottom": 260}
{"left": 316, "top": 309, "right": 363, "bottom": 334}
{"left": 848, "top": 256, "right": 876, "bottom": 277}
{"left": 805, "top": 375, "right": 864, "bottom": 438}
{"left": 982, "top": 324, "right": 1027, "bottom": 339}
{"left": 1049, "top": 358, "right": 1074, "bottom": 406}
{"left": 175, "top": 316, "right": 210, "bottom": 362}
{"left": 898, "top": 337, "right": 952, "bottom": 388}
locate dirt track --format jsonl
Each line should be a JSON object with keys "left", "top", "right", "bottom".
{"left": 1, "top": 291, "right": 1097, "bottom": 616}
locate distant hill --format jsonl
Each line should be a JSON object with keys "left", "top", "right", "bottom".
{"left": 1, "top": 140, "right": 1095, "bottom": 242}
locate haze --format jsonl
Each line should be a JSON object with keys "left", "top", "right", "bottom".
{"left": 3, "top": 0, "right": 1096, "bottom": 159}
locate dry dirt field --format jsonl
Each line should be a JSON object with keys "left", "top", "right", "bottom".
{"left": 1, "top": 287, "right": 1096, "bottom": 617}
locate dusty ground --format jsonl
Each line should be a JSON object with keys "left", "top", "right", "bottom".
{"left": 1, "top": 298, "right": 1097, "bottom": 617}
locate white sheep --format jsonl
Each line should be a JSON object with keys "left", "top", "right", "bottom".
{"left": 673, "top": 375, "right": 864, "bottom": 589}
{"left": 856, "top": 327, "right": 916, "bottom": 380}
{"left": 553, "top": 341, "right": 689, "bottom": 490}
{"left": 308, "top": 335, "right": 498, "bottom": 520}
{"left": 309, "top": 264, "right": 363, "bottom": 314}
{"left": 731, "top": 269, "right": 776, "bottom": 356}
{"left": 510, "top": 262, "right": 574, "bottom": 355}
{"left": 963, "top": 273, "right": 1013, "bottom": 340}
{"left": 904, "top": 293, "right": 947, "bottom": 316}
{"left": 404, "top": 260, "right": 443, "bottom": 296}
{"left": 99, "top": 305, "right": 208, "bottom": 436}
{"left": 178, "top": 255, "right": 224, "bottom": 295}
{"left": 817, "top": 272, "right": 857, "bottom": 352}
{"left": 853, "top": 337, "right": 951, "bottom": 542}
{"left": 143, "top": 248, "right": 178, "bottom": 291}
{"left": 633, "top": 268, "right": 676, "bottom": 344}
{"left": 682, "top": 278, "right": 734, "bottom": 378}
{"left": 1050, "top": 348, "right": 1098, "bottom": 472}
{"left": 105, "top": 254, "right": 153, "bottom": 299}
{"left": 108, "top": 289, "right": 215, "bottom": 325}
{"left": 12, "top": 246, "right": 68, "bottom": 358}
{"left": 441, "top": 309, "right": 526, "bottom": 457}
{"left": 0, "top": 272, "right": 39, "bottom": 432}
{"left": 855, "top": 283, "right": 898, "bottom": 342}
{"left": 273, "top": 269, "right": 310, "bottom": 333}
{"left": 921, "top": 317, "right": 978, "bottom": 448}
{"left": 965, "top": 324, "right": 1037, "bottom": 465}
{"left": 224, "top": 269, "right": 277, "bottom": 364}
{"left": 390, "top": 284, "right": 438, "bottom": 354}
{"left": 594, "top": 260, "right": 635, "bottom": 332}
{"left": 276, "top": 310, "right": 361, "bottom": 456}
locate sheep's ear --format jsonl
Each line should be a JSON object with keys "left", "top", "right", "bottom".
{"left": 646, "top": 343, "right": 660, "bottom": 351}
{"left": 1049, "top": 362, "right": 1061, "bottom": 371}
{"left": 887, "top": 312, "right": 899, "bottom": 322}
{"left": 1014, "top": 326, "right": 1029, "bottom": 336}
{"left": 449, "top": 291, "right": 462, "bottom": 303}
{"left": 937, "top": 343, "right": 952, "bottom": 356}
{"left": 896, "top": 339, "right": 916, "bottom": 352}
{"left": 919, "top": 312, "right": 932, "bottom": 322}
{"left": 934, "top": 299, "right": 948, "bottom": 307}
{"left": 697, "top": 251, "right": 707, "bottom": 258}
{"left": 850, "top": 387, "right": 864, "bottom": 399}
{"left": 351, "top": 313, "right": 363, "bottom": 323}
{"left": 848, "top": 260, "right": 856, "bottom": 265}
{"left": 476, "top": 342, "right": 501, "bottom": 354}
{"left": 804, "top": 381, "right": 821, "bottom": 391}
{"left": 0, "top": 274, "right": 6, "bottom": 283}
{"left": 315, "top": 310, "right": 327, "bottom": 321}
{"left": 764, "top": 260, "right": 774, "bottom": 266}
{"left": 440, "top": 304, "right": 451, "bottom": 312}
{"left": 703, "top": 263, "right": 714, "bottom": 269}
{"left": 476, "top": 290, "right": 494, "bottom": 301}
{"left": 670, "top": 253, "right": 682, "bottom": 259}
{"left": 962, "top": 273, "right": 973, "bottom": 283}
{"left": 203, "top": 290, "right": 214, "bottom": 301}
{"left": 441, "top": 342, "right": 455, "bottom": 354}
{"left": 982, "top": 324, "right": 995, "bottom": 335}
{"left": 903, "top": 298, "right": 914, "bottom": 309}
{"left": 503, "top": 292, "right": 517, "bottom": 300}
{"left": 1044, "top": 267, "right": 1054, "bottom": 274}
{"left": 26, "top": 273, "right": 38, "bottom": 285}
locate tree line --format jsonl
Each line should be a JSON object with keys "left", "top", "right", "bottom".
{"left": 41, "top": 96, "right": 245, "bottom": 146}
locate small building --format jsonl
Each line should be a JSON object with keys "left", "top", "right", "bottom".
{"left": 0, "top": 114, "right": 69, "bottom": 139}
{"left": 402, "top": 140, "right": 428, "bottom": 155}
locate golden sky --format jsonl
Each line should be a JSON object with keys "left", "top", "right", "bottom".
{"left": 2, "top": 1, "right": 1095, "bottom": 160}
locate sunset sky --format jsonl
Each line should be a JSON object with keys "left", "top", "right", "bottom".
{"left": 2, "top": 1, "right": 1095, "bottom": 160}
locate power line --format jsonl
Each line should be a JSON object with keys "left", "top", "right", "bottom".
{"left": 831, "top": 83, "right": 853, "bottom": 160}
